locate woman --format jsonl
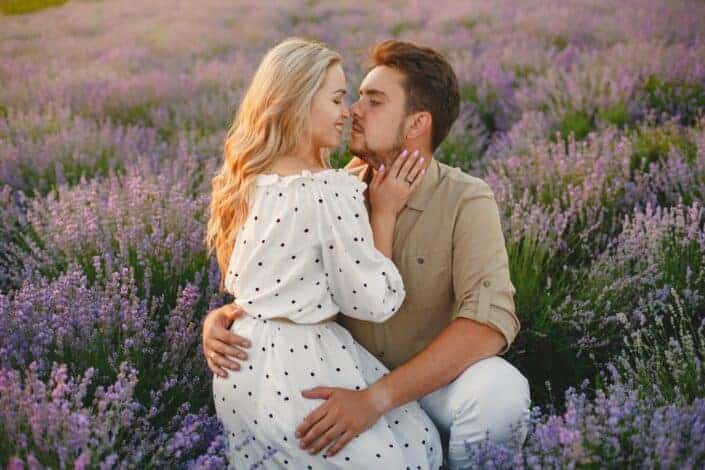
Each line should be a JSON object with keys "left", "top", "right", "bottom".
{"left": 206, "top": 37, "right": 442, "bottom": 469}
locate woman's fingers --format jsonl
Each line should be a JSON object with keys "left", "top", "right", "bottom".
{"left": 409, "top": 167, "right": 426, "bottom": 192}
{"left": 405, "top": 153, "right": 426, "bottom": 184}
{"left": 389, "top": 149, "right": 409, "bottom": 178}
{"left": 397, "top": 149, "right": 420, "bottom": 180}
{"left": 370, "top": 163, "right": 385, "bottom": 189}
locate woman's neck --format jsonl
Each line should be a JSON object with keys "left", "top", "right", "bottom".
{"left": 268, "top": 147, "right": 326, "bottom": 174}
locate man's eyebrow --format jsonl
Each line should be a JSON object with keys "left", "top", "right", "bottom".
{"left": 358, "top": 88, "right": 388, "bottom": 99}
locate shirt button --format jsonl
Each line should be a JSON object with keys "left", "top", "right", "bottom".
{"left": 483, "top": 280, "right": 491, "bottom": 287}
{"left": 417, "top": 257, "right": 424, "bottom": 264}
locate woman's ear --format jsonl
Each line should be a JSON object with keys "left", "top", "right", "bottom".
{"left": 405, "top": 111, "right": 432, "bottom": 140}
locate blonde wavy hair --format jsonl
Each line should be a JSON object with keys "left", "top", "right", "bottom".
{"left": 206, "top": 37, "right": 342, "bottom": 292}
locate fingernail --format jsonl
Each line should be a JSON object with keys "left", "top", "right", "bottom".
{"left": 243, "top": 341, "right": 250, "bottom": 347}
{"left": 401, "top": 149, "right": 408, "bottom": 156}
{"left": 419, "top": 157, "right": 424, "bottom": 163}
{"left": 379, "top": 164, "right": 385, "bottom": 171}
{"left": 413, "top": 150, "right": 419, "bottom": 156}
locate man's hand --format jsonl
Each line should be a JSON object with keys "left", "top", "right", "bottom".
{"left": 295, "top": 386, "right": 387, "bottom": 457}
{"left": 202, "top": 303, "right": 251, "bottom": 378}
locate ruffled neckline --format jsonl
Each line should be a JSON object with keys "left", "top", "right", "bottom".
{"left": 255, "top": 167, "right": 366, "bottom": 190}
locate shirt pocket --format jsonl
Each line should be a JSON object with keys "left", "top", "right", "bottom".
{"left": 400, "top": 248, "right": 452, "bottom": 313}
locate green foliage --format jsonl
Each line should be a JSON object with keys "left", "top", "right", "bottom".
{"left": 505, "top": 236, "right": 594, "bottom": 408}
{"left": 0, "top": 0, "right": 67, "bottom": 15}
{"left": 644, "top": 74, "right": 705, "bottom": 125}
{"left": 550, "top": 35, "right": 569, "bottom": 51}
{"left": 617, "top": 289, "right": 705, "bottom": 407}
{"left": 630, "top": 124, "right": 697, "bottom": 173}
{"left": 329, "top": 147, "right": 353, "bottom": 169}
{"left": 16, "top": 150, "right": 124, "bottom": 198}
{"left": 105, "top": 102, "right": 155, "bottom": 128}
{"left": 460, "top": 84, "right": 498, "bottom": 133}
{"left": 390, "top": 21, "right": 418, "bottom": 37}
{"left": 289, "top": 12, "right": 322, "bottom": 26}
{"left": 598, "top": 102, "right": 631, "bottom": 128}
{"left": 552, "top": 109, "right": 594, "bottom": 142}
{"left": 459, "top": 12, "right": 493, "bottom": 31}
{"left": 435, "top": 133, "right": 483, "bottom": 174}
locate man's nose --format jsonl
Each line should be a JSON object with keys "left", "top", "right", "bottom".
{"left": 350, "top": 100, "right": 362, "bottom": 118}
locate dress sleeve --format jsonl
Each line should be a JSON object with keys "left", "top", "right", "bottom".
{"left": 315, "top": 177, "right": 405, "bottom": 322}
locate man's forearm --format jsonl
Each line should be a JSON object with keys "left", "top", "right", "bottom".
{"left": 367, "top": 317, "right": 507, "bottom": 413}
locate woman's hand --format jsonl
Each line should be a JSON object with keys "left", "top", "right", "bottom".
{"left": 368, "top": 149, "right": 426, "bottom": 217}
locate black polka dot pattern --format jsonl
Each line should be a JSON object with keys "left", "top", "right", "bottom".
{"left": 223, "top": 168, "right": 405, "bottom": 324}
{"left": 212, "top": 169, "right": 440, "bottom": 467}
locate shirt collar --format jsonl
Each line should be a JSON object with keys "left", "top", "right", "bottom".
{"left": 344, "top": 157, "right": 440, "bottom": 212}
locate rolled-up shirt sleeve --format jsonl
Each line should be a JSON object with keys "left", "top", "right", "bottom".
{"left": 451, "top": 181, "right": 520, "bottom": 354}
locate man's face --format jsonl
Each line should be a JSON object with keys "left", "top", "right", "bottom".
{"left": 349, "top": 65, "right": 408, "bottom": 169}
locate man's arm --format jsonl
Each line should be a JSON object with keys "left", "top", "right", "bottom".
{"left": 370, "top": 180, "right": 518, "bottom": 409}
{"left": 297, "top": 179, "right": 520, "bottom": 457}
{"left": 299, "top": 317, "right": 507, "bottom": 457}
{"left": 367, "top": 317, "right": 506, "bottom": 413}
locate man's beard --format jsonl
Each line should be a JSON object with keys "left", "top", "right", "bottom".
{"left": 349, "top": 123, "right": 406, "bottom": 170}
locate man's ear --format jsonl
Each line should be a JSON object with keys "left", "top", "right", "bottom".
{"left": 405, "top": 111, "right": 432, "bottom": 140}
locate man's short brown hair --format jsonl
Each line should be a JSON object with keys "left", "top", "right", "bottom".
{"left": 368, "top": 40, "right": 460, "bottom": 151}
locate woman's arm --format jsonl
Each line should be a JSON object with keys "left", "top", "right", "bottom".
{"left": 370, "top": 210, "right": 395, "bottom": 258}
{"left": 367, "top": 149, "right": 426, "bottom": 259}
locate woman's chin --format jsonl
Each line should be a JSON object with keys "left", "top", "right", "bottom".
{"left": 328, "top": 135, "right": 343, "bottom": 148}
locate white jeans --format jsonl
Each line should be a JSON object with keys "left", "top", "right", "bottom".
{"left": 418, "top": 356, "right": 531, "bottom": 469}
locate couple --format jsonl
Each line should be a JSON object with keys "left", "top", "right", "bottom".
{"left": 204, "top": 38, "right": 530, "bottom": 469}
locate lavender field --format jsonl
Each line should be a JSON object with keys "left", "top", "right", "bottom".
{"left": 1, "top": 0, "right": 705, "bottom": 467}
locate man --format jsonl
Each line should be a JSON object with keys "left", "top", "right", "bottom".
{"left": 202, "top": 40, "right": 530, "bottom": 469}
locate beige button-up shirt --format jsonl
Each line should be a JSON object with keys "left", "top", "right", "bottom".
{"left": 336, "top": 157, "right": 520, "bottom": 369}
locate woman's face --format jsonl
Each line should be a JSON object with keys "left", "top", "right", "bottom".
{"left": 310, "top": 63, "right": 349, "bottom": 150}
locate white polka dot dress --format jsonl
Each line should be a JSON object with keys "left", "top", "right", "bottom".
{"left": 212, "top": 168, "right": 443, "bottom": 469}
